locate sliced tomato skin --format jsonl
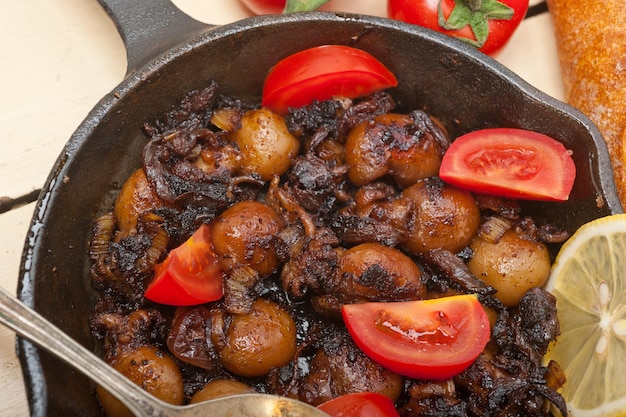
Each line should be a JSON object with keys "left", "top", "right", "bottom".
{"left": 262, "top": 45, "right": 398, "bottom": 115}
{"left": 439, "top": 128, "right": 576, "bottom": 201}
{"left": 342, "top": 295, "right": 490, "bottom": 380}
{"left": 145, "top": 224, "right": 224, "bottom": 306}
{"left": 317, "top": 392, "right": 400, "bottom": 417}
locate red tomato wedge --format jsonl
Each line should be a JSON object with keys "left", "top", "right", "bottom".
{"left": 145, "top": 224, "right": 224, "bottom": 306}
{"left": 342, "top": 295, "right": 490, "bottom": 380}
{"left": 318, "top": 392, "right": 400, "bottom": 417}
{"left": 262, "top": 45, "right": 398, "bottom": 115}
{"left": 439, "top": 128, "right": 576, "bottom": 201}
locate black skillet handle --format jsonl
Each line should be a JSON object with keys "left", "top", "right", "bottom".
{"left": 97, "top": 0, "right": 213, "bottom": 76}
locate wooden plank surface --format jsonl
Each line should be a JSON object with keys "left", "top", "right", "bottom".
{"left": 0, "top": 0, "right": 561, "bottom": 415}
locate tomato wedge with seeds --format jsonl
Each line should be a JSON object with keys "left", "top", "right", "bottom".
{"left": 318, "top": 392, "right": 400, "bottom": 417}
{"left": 145, "top": 224, "right": 224, "bottom": 306}
{"left": 439, "top": 128, "right": 576, "bottom": 201}
{"left": 342, "top": 295, "right": 490, "bottom": 380}
{"left": 262, "top": 45, "right": 398, "bottom": 115}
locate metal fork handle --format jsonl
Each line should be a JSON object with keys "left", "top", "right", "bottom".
{"left": 0, "top": 286, "right": 169, "bottom": 416}
{"left": 0, "top": 286, "right": 332, "bottom": 417}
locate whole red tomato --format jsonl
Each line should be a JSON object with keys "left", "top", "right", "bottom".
{"left": 387, "top": 0, "right": 529, "bottom": 56}
{"left": 240, "top": 0, "right": 285, "bottom": 14}
{"left": 240, "top": 0, "right": 332, "bottom": 14}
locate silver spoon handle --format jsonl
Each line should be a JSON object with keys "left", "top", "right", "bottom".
{"left": 0, "top": 286, "right": 167, "bottom": 416}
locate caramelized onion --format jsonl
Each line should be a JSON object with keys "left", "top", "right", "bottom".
{"left": 167, "top": 307, "right": 221, "bottom": 371}
{"left": 223, "top": 265, "right": 259, "bottom": 314}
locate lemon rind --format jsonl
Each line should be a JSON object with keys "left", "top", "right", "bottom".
{"left": 544, "top": 214, "right": 626, "bottom": 417}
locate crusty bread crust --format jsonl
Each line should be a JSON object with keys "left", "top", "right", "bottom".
{"left": 547, "top": 0, "right": 626, "bottom": 206}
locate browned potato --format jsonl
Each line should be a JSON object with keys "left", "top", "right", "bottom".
{"left": 96, "top": 345, "right": 183, "bottom": 417}
{"left": 196, "top": 143, "right": 241, "bottom": 176}
{"left": 230, "top": 108, "right": 300, "bottom": 180}
{"left": 113, "top": 168, "right": 170, "bottom": 238}
{"left": 402, "top": 178, "right": 480, "bottom": 254}
{"left": 211, "top": 201, "right": 285, "bottom": 274}
{"left": 190, "top": 378, "right": 255, "bottom": 404}
{"left": 219, "top": 298, "right": 297, "bottom": 377}
{"left": 345, "top": 113, "right": 444, "bottom": 187}
{"left": 301, "top": 338, "right": 404, "bottom": 405}
{"left": 338, "top": 242, "right": 425, "bottom": 301}
{"left": 468, "top": 229, "right": 551, "bottom": 306}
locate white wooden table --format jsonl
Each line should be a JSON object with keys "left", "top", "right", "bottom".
{"left": 0, "top": 0, "right": 562, "bottom": 415}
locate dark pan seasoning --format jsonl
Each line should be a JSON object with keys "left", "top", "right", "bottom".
{"left": 88, "top": 83, "right": 569, "bottom": 416}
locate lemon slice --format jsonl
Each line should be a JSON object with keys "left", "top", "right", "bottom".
{"left": 544, "top": 214, "right": 626, "bottom": 417}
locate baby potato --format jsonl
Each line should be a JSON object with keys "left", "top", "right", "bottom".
{"left": 345, "top": 115, "right": 397, "bottom": 186}
{"left": 402, "top": 178, "right": 480, "bottom": 255}
{"left": 230, "top": 108, "right": 300, "bottom": 181}
{"left": 96, "top": 345, "right": 183, "bottom": 417}
{"left": 468, "top": 229, "right": 551, "bottom": 307}
{"left": 211, "top": 200, "right": 285, "bottom": 274}
{"left": 345, "top": 113, "right": 443, "bottom": 187}
{"left": 190, "top": 378, "right": 255, "bottom": 404}
{"left": 338, "top": 242, "right": 425, "bottom": 301}
{"left": 219, "top": 298, "right": 297, "bottom": 378}
{"left": 196, "top": 143, "right": 241, "bottom": 176}
{"left": 113, "top": 168, "right": 170, "bottom": 238}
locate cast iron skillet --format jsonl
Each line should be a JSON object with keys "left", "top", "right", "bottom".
{"left": 16, "top": 0, "right": 623, "bottom": 415}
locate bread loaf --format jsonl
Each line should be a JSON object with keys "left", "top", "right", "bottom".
{"left": 547, "top": 0, "right": 626, "bottom": 206}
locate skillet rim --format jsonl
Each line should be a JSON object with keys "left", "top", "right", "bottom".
{"left": 15, "top": 10, "right": 623, "bottom": 416}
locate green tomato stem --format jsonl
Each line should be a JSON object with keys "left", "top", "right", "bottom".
{"left": 283, "top": 0, "right": 331, "bottom": 13}
{"left": 466, "top": 0, "right": 483, "bottom": 11}
{"left": 437, "top": 0, "right": 514, "bottom": 48}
